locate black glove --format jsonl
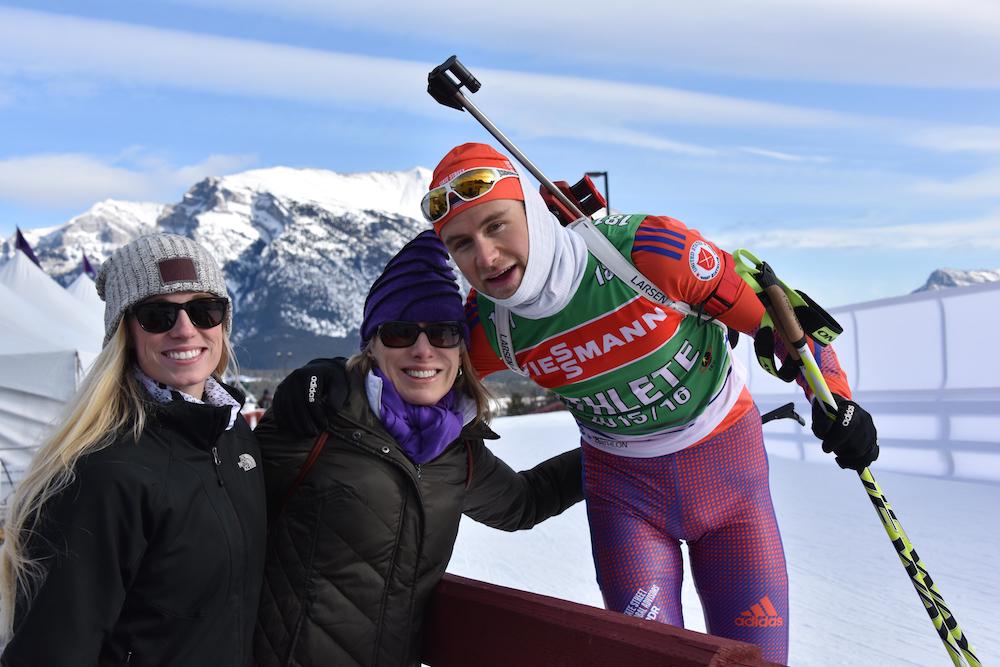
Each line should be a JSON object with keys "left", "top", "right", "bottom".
{"left": 811, "top": 394, "right": 878, "bottom": 472}
{"left": 271, "top": 359, "right": 340, "bottom": 438}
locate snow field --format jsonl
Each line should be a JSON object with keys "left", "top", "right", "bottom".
{"left": 447, "top": 411, "right": 999, "bottom": 667}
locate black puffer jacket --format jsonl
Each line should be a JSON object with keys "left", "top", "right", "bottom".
{"left": 2, "top": 384, "right": 266, "bottom": 667}
{"left": 253, "top": 359, "right": 583, "bottom": 667}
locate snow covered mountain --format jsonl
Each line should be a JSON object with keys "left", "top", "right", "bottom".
{"left": 913, "top": 266, "right": 1000, "bottom": 292}
{"left": 1, "top": 166, "right": 433, "bottom": 368}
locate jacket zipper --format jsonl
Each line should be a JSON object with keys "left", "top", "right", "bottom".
{"left": 355, "top": 435, "right": 425, "bottom": 660}
{"left": 213, "top": 441, "right": 249, "bottom": 665}
{"left": 340, "top": 427, "right": 433, "bottom": 661}
{"left": 212, "top": 446, "right": 225, "bottom": 486}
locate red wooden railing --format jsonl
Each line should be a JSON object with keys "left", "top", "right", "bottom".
{"left": 243, "top": 409, "right": 265, "bottom": 429}
{"left": 423, "top": 574, "right": 786, "bottom": 667}
{"left": 245, "top": 410, "right": 785, "bottom": 665}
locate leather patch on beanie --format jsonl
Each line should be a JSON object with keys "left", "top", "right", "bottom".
{"left": 158, "top": 258, "right": 198, "bottom": 284}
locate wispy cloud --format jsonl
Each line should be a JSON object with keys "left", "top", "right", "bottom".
{"left": 563, "top": 128, "right": 718, "bottom": 157}
{"left": 481, "top": 68, "right": 868, "bottom": 130}
{"left": 911, "top": 167, "right": 1000, "bottom": 199}
{"left": 2, "top": 4, "right": 996, "bottom": 215}
{"left": 0, "top": 7, "right": 428, "bottom": 106}
{"left": 170, "top": 0, "right": 1000, "bottom": 88}
{"left": 905, "top": 125, "right": 1000, "bottom": 152}
{"left": 0, "top": 6, "right": 887, "bottom": 158}
{"left": 0, "top": 151, "right": 257, "bottom": 207}
{"left": 739, "top": 148, "right": 831, "bottom": 162}
{"left": 714, "top": 213, "right": 1000, "bottom": 250}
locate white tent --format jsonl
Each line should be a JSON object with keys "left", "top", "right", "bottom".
{"left": 0, "top": 252, "right": 104, "bottom": 345}
{"left": 66, "top": 272, "right": 105, "bottom": 313}
{"left": 0, "top": 255, "right": 102, "bottom": 499}
{"left": 0, "top": 282, "right": 91, "bottom": 356}
{"left": 0, "top": 280, "right": 85, "bottom": 474}
{"left": 0, "top": 350, "right": 82, "bottom": 465}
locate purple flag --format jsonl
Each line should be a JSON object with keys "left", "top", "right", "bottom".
{"left": 81, "top": 253, "right": 97, "bottom": 278}
{"left": 15, "top": 228, "right": 42, "bottom": 268}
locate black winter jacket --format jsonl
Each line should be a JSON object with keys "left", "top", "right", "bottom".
{"left": 1, "top": 385, "right": 267, "bottom": 667}
{"left": 253, "top": 359, "right": 584, "bottom": 667}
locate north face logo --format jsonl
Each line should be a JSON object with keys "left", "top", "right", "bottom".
{"left": 237, "top": 453, "right": 257, "bottom": 471}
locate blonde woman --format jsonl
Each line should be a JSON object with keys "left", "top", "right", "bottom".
{"left": 0, "top": 234, "right": 265, "bottom": 667}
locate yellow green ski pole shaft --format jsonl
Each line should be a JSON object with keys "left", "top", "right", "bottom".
{"left": 756, "top": 262, "right": 979, "bottom": 667}
{"left": 858, "top": 469, "right": 979, "bottom": 666}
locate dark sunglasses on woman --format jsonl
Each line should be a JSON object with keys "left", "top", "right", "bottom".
{"left": 129, "top": 297, "right": 229, "bottom": 334}
{"left": 377, "top": 321, "right": 462, "bottom": 349}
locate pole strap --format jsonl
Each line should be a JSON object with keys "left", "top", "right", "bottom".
{"left": 732, "top": 248, "right": 843, "bottom": 382}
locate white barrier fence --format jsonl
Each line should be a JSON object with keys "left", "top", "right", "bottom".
{"left": 3, "top": 282, "right": 998, "bottom": 502}
{"left": 742, "top": 280, "right": 1000, "bottom": 484}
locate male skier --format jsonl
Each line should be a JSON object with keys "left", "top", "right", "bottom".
{"left": 421, "top": 142, "right": 879, "bottom": 663}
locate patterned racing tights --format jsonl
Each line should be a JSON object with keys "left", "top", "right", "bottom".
{"left": 583, "top": 406, "right": 789, "bottom": 664}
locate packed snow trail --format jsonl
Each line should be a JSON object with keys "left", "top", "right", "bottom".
{"left": 447, "top": 411, "right": 999, "bottom": 667}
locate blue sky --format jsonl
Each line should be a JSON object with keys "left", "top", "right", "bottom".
{"left": 2, "top": 0, "right": 999, "bottom": 306}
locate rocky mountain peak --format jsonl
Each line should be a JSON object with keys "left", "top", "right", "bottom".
{"left": 2, "top": 165, "right": 434, "bottom": 368}
{"left": 913, "top": 267, "right": 1000, "bottom": 292}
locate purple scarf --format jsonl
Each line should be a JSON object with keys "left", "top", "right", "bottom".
{"left": 373, "top": 368, "right": 464, "bottom": 464}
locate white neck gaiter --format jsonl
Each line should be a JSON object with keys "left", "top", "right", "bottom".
{"left": 489, "top": 173, "right": 589, "bottom": 319}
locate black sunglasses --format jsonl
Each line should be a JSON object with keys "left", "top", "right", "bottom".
{"left": 129, "top": 297, "right": 229, "bottom": 334}
{"left": 377, "top": 321, "right": 463, "bottom": 349}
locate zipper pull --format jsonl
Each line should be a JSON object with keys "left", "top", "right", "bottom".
{"left": 416, "top": 463, "right": 421, "bottom": 479}
{"left": 212, "top": 446, "right": 225, "bottom": 486}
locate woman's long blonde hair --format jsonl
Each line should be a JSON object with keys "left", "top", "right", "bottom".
{"left": 347, "top": 339, "right": 494, "bottom": 424}
{"left": 0, "top": 319, "right": 235, "bottom": 639}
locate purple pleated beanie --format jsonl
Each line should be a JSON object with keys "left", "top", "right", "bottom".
{"left": 359, "top": 230, "right": 470, "bottom": 348}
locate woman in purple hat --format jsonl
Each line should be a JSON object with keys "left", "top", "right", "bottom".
{"left": 253, "top": 231, "right": 584, "bottom": 667}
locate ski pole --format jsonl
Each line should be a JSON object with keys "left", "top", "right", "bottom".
{"left": 754, "top": 260, "right": 980, "bottom": 667}
{"left": 427, "top": 56, "right": 706, "bottom": 326}
{"left": 858, "top": 470, "right": 979, "bottom": 666}
{"left": 427, "top": 56, "right": 588, "bottom": 222}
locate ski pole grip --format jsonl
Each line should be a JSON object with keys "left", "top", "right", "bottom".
{"left": 426, "top": 54, "right": 589, "bottom": 222}
{"left": 446, "top": 57, "right": 481, "bottom": 92}
{"left": 428, "top": 56, "right": 480, "bottom": 111}
{"left": 757, "top": 262, "right": 807, "bottom": 349}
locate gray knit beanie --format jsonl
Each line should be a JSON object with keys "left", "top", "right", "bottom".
{"left": 95, "top": 233, "right": 231, "bottom": 347}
